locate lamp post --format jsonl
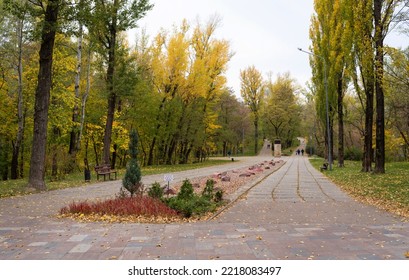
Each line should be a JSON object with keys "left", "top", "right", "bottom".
{"left": 298, "top": 48, "right": 332, "bottom": 170}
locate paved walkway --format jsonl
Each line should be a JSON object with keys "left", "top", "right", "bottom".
{"left": 0, "top": 154, "right": 408, "bottom": 260}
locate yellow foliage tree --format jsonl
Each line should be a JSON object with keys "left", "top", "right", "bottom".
{"left": 240, "top": 65, "right": 264, "bottom": 154}
{"left": 147, "top": 17, "right": 232, "bottom": 165}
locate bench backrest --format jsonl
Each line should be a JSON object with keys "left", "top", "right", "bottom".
{"left": 95, "top": 164, "right": 111, "bottom": 172}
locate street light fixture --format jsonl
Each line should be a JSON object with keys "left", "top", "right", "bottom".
{"left": 298, "top": 47, "right": 332, "bottom": 170}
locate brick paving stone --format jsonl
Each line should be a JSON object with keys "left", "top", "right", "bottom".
{"left": 69, "top": 243, "right": 92, "bottom": 253}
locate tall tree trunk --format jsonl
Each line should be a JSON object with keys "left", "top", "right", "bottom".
{"left": 92, "top": 136, "right": 99, "bottom": 166}
{"left": 254, "top": 114, "right": 259, "bottom": 155}
{"left": 112, "top": 143, "right": 117, "bottom": 169}
{"left": 147, "top": 135, "right": 157, "bottom": 166}
{"left": 374, "top": 0, "right": 385, "bottom": 173}
{"left": 0, "top": 140, "right": 9, "bottom": 180}
{"left": 323, "top": 116, "right": 334, "bottom": 164}
{"left": 103, "top": 19, "right": 117, "bottom": 165}
{"left": 362, "top": 82, "right": 374, "bottom": 172}
{"left": 27, "top": 0, "right": 60, "bottom": 191}
{"left": 69, "top": 24, "right": 83, "bottom": 155}
{"left": 147, "top": 105, "right": 165, "bottom": 165}
{"left": 337, "top": 76, "right": 345, "bottom": 167}
{"left": 77, "top": 45, "right": 91, "bottom": 151}
{"left": 19, "top": 107, "right": 27, "bottom": 178}
{"left": 11, "top": 17, "right": 25, "bottom": 179}
{"left": 167, "top": 106, "right": 186, "bottom": 164}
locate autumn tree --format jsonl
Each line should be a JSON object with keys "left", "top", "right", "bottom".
{"left": 146, "top": 17, "right": 231, "bottom": 165}
{"left": 179, "top": 17, "right": 231, "bottom": 163}
{"left": 372, "top": 0, "right": 402, "bottom": 173}
{"left": 348, "top": 0, "right": 376, "bottom": 172}
{"left": 68, "top": 2, "right": 85, "bottom": 157}
{"left": 81, "top": 0, "right": 153, "bottom": 166}
{"left": 240, "top": 65, "right": 264, "bottom": 155}
{"left": 385, "top": 47, "right": 409, "bottom": 158}
{"left": 147, "top": 21, "right": 190, "bottom": 165}
{"left": 48, "top": 34, "right": 78, "bottom": 178}
{"left": 214, "top": 90, "right": 251, "bottom": 156}
{"left": 26, "top": 0, "right": 62, "bottom": 190}
{"left": 311, "top": 0, "right": 358, "bottom": 167}
{"left": 310, "top": 0, "right": 336, "bottom": 166}
{"left": 1, "top": 0, "right": 35, "bottom": 179}
{"left": 349, "top": 0, "right": 404, "bottom": 172}
{"left": 311, "top": 0, "right": 408, "bottom": 171}
{"left": 264, "top": 73, "right": 301, "bottom": 149}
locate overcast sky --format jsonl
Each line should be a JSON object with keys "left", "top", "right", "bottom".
{"left": 131, "top": 0, "right": 314, "bottom": 96}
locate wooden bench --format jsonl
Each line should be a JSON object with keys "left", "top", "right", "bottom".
{"left": 94, "top": 164, "right": 117, "bottom": 181}
{"left": 320, "top": 163, "right": 328, "bottom": 171}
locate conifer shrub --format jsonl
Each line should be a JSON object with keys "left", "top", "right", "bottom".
{"left": 165, "top": 179, "right": 222, "bottom": 218}
{"left": 148, "top": 182, "right": 164, "bottom": 200}
{"left": 202, "top": 179, "right": 215, "bottom": 200}
{"left": 214, "top": 190, "right": 224, "bottom": 203}
{"left": 123, "top": 130, "right": 143, "bottom": 196}
{"left": 177, "top": 179, "right": 194, "bottom": 200}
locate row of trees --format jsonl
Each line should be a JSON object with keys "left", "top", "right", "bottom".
{"left": 240, "top": 68, "right": 302, "bottom": 154}
{"left": 309, "top": 0, "right": 409, "bottom": 173}
{"left": 0, "top": 0, "right": 154, "bottom": 190}
{"left": 1, "top": 1, "right": 301, "bottom": 191}
{"left": 10, "top": 0, "right": 408, "bottom": 193}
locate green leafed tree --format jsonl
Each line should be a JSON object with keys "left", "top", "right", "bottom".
{"left": 264, "top": 73, "right": 301, "bottom": 149}
{"left": 240, "top": 65, "right": 264, "bottom": 155}
{"left": 80, "top": 0, "right": 153, "bottom": 166}
{"left": 311, "top": 0, "right": 354, "bottom": 167}
{"left": 385, "top": 47, "right": 409, "bottom": 159}
{"left": 373, "top": 0, "right": 402, "bottom": 173}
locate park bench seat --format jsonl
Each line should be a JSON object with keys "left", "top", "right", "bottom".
{"left": 94, "top": 164, "right": 117, "bottom": 181}
{"left": 320, "top": 163, "right": 328, "bottom": 171}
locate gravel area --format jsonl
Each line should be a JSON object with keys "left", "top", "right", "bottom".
{"left": 169, "top": 159, "right": 285, "bottom": 198}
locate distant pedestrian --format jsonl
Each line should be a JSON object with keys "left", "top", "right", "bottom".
{"left": 301, "top": 149, "right": 304, "bottom": 156}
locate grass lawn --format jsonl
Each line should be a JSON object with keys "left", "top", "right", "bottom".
{"left": 310, "top": 158, "right": 409, "bottom": 218}
{"left": 0, "top": 159, "right": 232, "bottom": 198}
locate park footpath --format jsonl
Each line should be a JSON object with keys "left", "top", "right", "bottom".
{"left": 0, "top": 152, "right": 408, "bottom": 260}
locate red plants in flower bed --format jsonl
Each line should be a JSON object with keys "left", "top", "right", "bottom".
{"left": 60, "top": 196, "right": 179, "bottom": 218}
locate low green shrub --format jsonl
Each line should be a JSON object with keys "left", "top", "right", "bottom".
{"left": 148, "top": 182, "right": 164, "bottom": 200}
{"left": 165, "top": 178, "right": 223, "bottom": 218}
{"left": 202, "top": 179, "right": 215, "bottom": 200}
{"left": 177, "top": 179, "right": 194, "bottom": 200}
{"left": 214, "top": 190, "right": 223, "bottom": 203}
{"left": 167, "top": 195, "right": 215, "bottom": 218}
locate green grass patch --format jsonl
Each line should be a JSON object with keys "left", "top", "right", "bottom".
{"left": 0, "top": 159, "right": 232, "bottom": 198}
{"left": 310, "top": 158, "right": 409, "bottom": 217}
